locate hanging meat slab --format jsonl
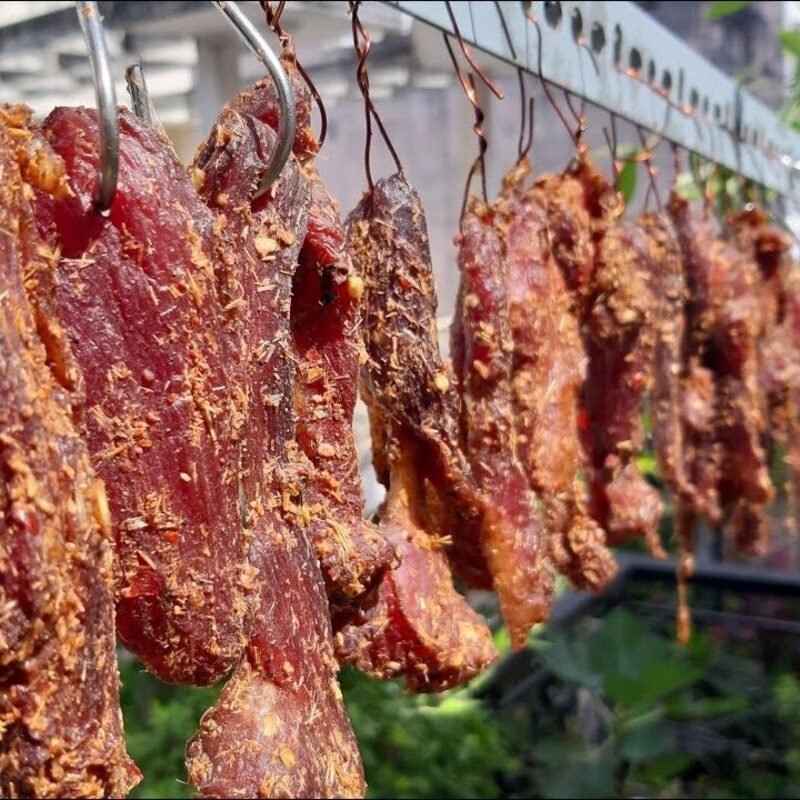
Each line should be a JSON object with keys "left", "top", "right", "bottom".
{"left": 342, "top": 172, "right": 497, "bottom": 687}
{"left": 28, "top": 107, "right": 248, "bottom": 685}
{"left": 186, "top": 85, "right": 364, "bottom": 798}
{"left": 637, "top": 212, "right": 692, "bottom": 504}
{"left": 290, "top": 168, "right": 396, "bottom": 603}
{"left": 584, "top": 220, "right": 663, "bottom": 551}
{"left": 499, "top": 161, "right": 617, "bottom": 592}
{"left": 451, "top": 192, "right": 554, "bottom": 648}
{"left": 346, "top": 172, "right": 489, "bottom": 588}
{"left": 729, "top": 205, "right": 791, "bottom": 553}
{"left": 332, "top": 445, "right": 498, "bottom": 692}
{"left": 671, "top": 195, "right": 773, "bottom": 530}
{"left": 0, "top": 119, "right": 140, "bottom": 799}
{"left": 536, "top": 157, "right": 663, "bottom": 554}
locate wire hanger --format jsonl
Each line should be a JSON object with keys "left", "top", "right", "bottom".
{"left": 211, "top": 0, "right": 295, "bottom": 194}
{"left": 522, "top": 8, "right": 583, "bottom": 161}
{"left": 349, "top": 0, "right": 403, "bottom": 191}
{"left": 261, "top": 0, "right": 328, "bottom": 148}
{"left": 76, "top": 1, "right": 118, "bottom": 213}
{"left": 637, "top": 126, "right": 662, "bottom": 212}
{"left": 493, "top": 0, "right": 533, "bottom": 162}
{"left": 442, "top": 0, "right": 504, "bottom": 216}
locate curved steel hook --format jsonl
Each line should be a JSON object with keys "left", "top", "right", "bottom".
{"left": 212, "top": 0, "right": 295, "bottom": 194}
{"left": 76, "top": 1, "right": 118, "bottom": 213}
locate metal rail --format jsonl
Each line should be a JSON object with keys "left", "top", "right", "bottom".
{"left": 385, "top": 0, "right": 800, "bottom": 206}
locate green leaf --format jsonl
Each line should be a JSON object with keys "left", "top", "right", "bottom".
{"left": 631, "top": 752, "right": 694, "bottom": 787}
{"left": 606, "top": 660, "right": 702, "bottom": 707}
{"left": 781, "top": 30, "right": 800, "bottom": 61}
{"left": 618, "top": 716, "right": 674, "bottom": 762}
{"left": 707, "top": 1, "right": 749, "bottom": 21}
{"left": 665, "top": 694, "right": 751, "bottom": 720}
{"left": 618, "top": 159, "right": 638, "bottom": 204}
{"left": 540, "top": 635, "right": 603, "bottom": 690}
{"left": 537, "top": 744, "right": 617, "bottom": 799}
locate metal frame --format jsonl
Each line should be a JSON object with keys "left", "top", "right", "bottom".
{"left": 385, "top": 1, "right": 800, "bottom": 206}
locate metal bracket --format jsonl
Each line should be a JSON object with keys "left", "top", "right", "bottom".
{"left": 384, "top": 0, "right": 800, "bottom": 206}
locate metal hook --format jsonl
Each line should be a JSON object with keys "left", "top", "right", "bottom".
{"left": 563, "top": 89, "right": 587, "bottom": 148}
{"left": 602, "top": 113, "right": 620, "bottom": 189}
{"left": 76, "top": 1, "right": 118, "bottom": 213}
{"left": 637, "top": 126, "right": 662, "bottom": 212}
{"left": 211, "top": 0, "right": 295, "bottom": 194}
{"left": 492, "top": 0, "right": 533, "bottom": 161}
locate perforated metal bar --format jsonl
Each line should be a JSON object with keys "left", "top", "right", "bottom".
{"left": 384, "top": 0, "right": 800, "bottom": 205}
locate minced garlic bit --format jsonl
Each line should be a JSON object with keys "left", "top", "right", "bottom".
{"left": 347, "top": 275, "right": 365, "bottom": 300}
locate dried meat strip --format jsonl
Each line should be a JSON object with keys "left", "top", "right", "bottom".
{"left": 536, "top": 158, "right": 662, "bottom": 553}
{"left": 451, "top": 194, "right": 553, "bottom": 648}
{"left": 498, "top": 162, "right": 616, "bottom": 592}
{"left": 671, "top": 196, "right": 773, "bottom": 521}
{"left": 346, "top": 172, "right": 489, "bottom": 588}
{"left": 583, "top": 220, "right": 662, "bottom": 551}
{"left": 290, "top": 168, "right": 395, "bottom": 603}
{"left": 667, "top": 194, "right": 724, "bottom": 525}
{"left": 670, "top": 194, "right": 774, "bottom": 638}
{"left": 341, "top": 172, "right": 497, "bottom": 688}
{"left": 28, "top": 108, "right": 248, "bottom": 685}
{"left": 637, "top": 212, "right": 692, "bottom": 504}
{"left": 728, "top": 205, "right": 791, "bottom": 553}
{"left": 186, "top": 83, "right": 364, "bottom": 798}
{"left": 0, "top": 121, "right": 139, "bottom": 799}
{"left": 332, "top": 445, "right": 497, "bottom": 692}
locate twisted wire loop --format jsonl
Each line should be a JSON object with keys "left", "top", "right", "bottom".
{"left": 443, "top": 33, "right": 488, "bottom": 217}
{"left": 492, "top": 0, "right": 533, "bottom": 161}
{"left": 443, "top": 0, "right": 506, "bottom": 216}
{"left": 636, "top": 126, "right": 662, "bottom": 211}
{"left": 261, "top": 0, "right": 328, "bottom": 148}
{"left": 603, "top": 112, "right": 621, "bottom": 188}
{"left": 523, "top": 9, "right": 582, "bottom": 154}
{"left": 563, "top": 89, "right": 587, "bottom": 152}
{"left": 349, "top": 0, "right": 403, "bottom": 191}
{"left": 444, "top": 1, "right": 503, "bottom": 100}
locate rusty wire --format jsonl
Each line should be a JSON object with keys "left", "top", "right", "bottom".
{"left": 523, "top": 9, "right": 581, "bottom": 153}
{"left": 637, "top": 126, "right": 662, "bottom": 211}
{"left": 261, "top": 0, "right": 328, "bottom": 148}
{"left": 491, "top": 0, "right": 533, "bottom": 161}
{"left": 349, "top": 0, "right": 403, "bottom": 191}
{"left": 603, "top": 113, "right": 621, "bottom": 189}
{"left": 444, "top": 0, "right": 503, "bottom": 100}
{"left": 443, "top": 33, "right": 488, "bottom": 216}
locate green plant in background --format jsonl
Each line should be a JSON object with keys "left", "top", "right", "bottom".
{"left": 523, "top": 610, "right": 705, "bottom": 798}
{"left": 119, "top": 605, "right": 800, "bottom": 799}
{"left": 120, "top": 658, "right": 220, "bottom": 799}
{"left": 340, "top": 668, "right": 516, "bottom": 800}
